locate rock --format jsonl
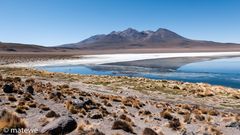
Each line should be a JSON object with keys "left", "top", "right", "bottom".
{"left": 226, "top": 121, "right": 240, "bottom": 130}
{"left": 3, "top": 84, "right": 14, "bottom": 93}
{"left": 73, "top": 99, "right": 95, "bottom": 110}
{"left": 26, "top": 86, "right": 34, "bottom": 95}
{"left": 89, "top": 112, "right": 103, "bottom": 119}
{"left": 41, "top": 116, "right": 77, "bottom": 135}
{"left": 112, "top": 120, "right": 135, "bottom": 134}
{"left": 46, "top": 110, "right": 60, "bottom": 118}
{"left": 142, "top": 128, "right": 158, "bottom": 135}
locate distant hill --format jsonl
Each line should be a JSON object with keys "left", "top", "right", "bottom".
{"left": 0, "top": 42, "right": 68, "bottom": 52}
{"left": 60, "top": 28, "right": 240, "bottom": 50}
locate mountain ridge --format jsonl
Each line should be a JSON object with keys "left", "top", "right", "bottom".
{"left": 1, "top": 28, "right": 240, "bottom": 52}
{"left": 60, "top": 28, "right": 239, "bottom": 50}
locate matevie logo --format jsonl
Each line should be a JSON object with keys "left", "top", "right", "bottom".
{"left": 2, "top": 127, "right": 38, "bottom": 134}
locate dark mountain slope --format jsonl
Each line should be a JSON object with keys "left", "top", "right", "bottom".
{"left": 60, "top": 28, "right": 240, "bottom": 50}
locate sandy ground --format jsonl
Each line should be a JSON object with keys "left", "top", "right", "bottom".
{"left": 0, "top": 53, "right": 75, "bottom": 65}
{"left": 0, "top": 67, "right": 240, "bottom": 135}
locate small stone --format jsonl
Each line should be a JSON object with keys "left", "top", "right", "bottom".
{"left": 46, "top": 110, "right": 60, "bottom": 118}
{"left": 90, "top": 112, "right": 103, "bottom": 119}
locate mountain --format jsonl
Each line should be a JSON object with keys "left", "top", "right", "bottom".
{"left": 60, "top": 28, "right": 240, "bottom": 50}
{"left": 1, "top": 28, "right": 240, "bottom": 53}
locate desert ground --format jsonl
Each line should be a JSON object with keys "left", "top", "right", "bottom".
{"left": 0, "top": 52, "right": 240, "bottom": 135}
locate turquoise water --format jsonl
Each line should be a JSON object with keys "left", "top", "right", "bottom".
{"left": 38, "top": 57, "right": 240, "bottom": 89}
{"left": 178, "top": 57, "right": 240, "bottom": 74}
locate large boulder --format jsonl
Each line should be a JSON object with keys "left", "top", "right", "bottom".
{"left": 26, "top": 86, "right": 34, "bottom": 95}
{"left": 41, "top": 116, "right": 77, "bottom": 135}
{"left": 3, "top": 84, "right": 14, "bottom": 93}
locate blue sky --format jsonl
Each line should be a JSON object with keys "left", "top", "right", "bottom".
{"left": 0, "top": 0, "right": 239, "bottom": 46}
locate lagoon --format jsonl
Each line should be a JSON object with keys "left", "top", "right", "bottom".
{"left": 38, "top": 57, "right": 240, "bottom": 89}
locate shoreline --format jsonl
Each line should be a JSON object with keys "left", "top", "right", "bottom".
{"left": 2, "top": 52, "right": 240, "bottom": 90}
{"left": 104, "top": 55, "right": 240, "bottom": 72}
{"left": 3, "top": 52, "right": 240, "bottom": 68}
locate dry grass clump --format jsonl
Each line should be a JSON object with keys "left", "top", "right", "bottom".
{"left": 168, "top": 118, "right": 183, "bottom": 130}
{"left": 0, "top": 110, "right": 26, "bottom": 133}
{"left": 112, "top": 120, "right": 135, "bottom": 134}
{"left": 15, "top": 105, "right": 28, "bottom": 114}
{"left": 25, "top": 78, "right": 35, "bottom": 85}
{"left": 119, "top": 114, "right": 135, "bottom": 126}
{"left": 208, "top": 109, "right": 220, "bottom": 116}
{"left": 0, "top": 74, "right": 3, "bottom": 81}
{"left": 196, "top": 89, "right": 215, "bottom": 97}
{"left": 201, "top": 126, "right": 223, "bottom": 135}
{"left": 27, "top": 101, "right": 37, "bottom": 108}
{"left": 194, "top": 113, "right": 205, "bottom": 121}
{"left": 4, "top": 77, "right": 14, "bottom": 82}
{"left": 38, "top": 104, "right": 50, "bottom": 111}
{"left": 111, "top": 96, "right": 122, "bottom": 102}
{"left": 13, "top": 77, "right": 21, "bottom": 82}
{"left": 8, "top": 95, "right": 17, "bottom": 102}
{"left": 160, "top": 109, "right": 173, "bottom": 120}
{"left": 22, "top": 93, "right": 34, "bottom": 101}
{"left": 142, "top": 128, "right": 159, "bottom": 135}
{"left": 183, "top": 113, "right": 192, "bottom": 124}
{"left": 180, "top": 104, "right": 192, "bottom": 111}
{"left": 65, "top": 100, "right": 78, "bottom": 114}
{"left": 139, "top": 109, "right": 152, "bottom": 116}
{"left": 102, "top": 99, "right": 112, "bottom": 107}
{"left": 78, "top": 120, "right": 104, "bottom": 135}
{"left": 177, "top": 109, "right": 189, "bottom": 115}
{"left": 122, "top": 97, "right": 144, "bottom": 109}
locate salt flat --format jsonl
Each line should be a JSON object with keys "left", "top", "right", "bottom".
{"left": 7, "top": 52, "right": 240, "bottom": 67}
